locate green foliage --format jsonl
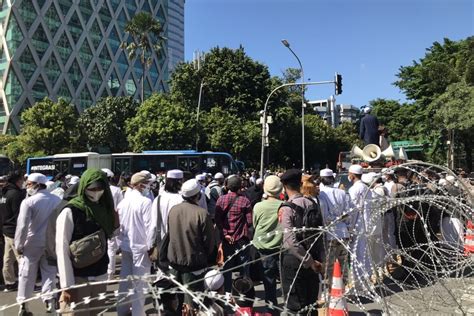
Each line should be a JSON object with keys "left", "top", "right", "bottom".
{"left": 20, "top": 97, "right": 82, "bottom": 154}
{"left": 126, "top": 93, "right": 195, "bottom": 151}
{"left": 122, "top": 12, "right": 163, "bottom": 100}
{"left": 0, "top": 134, "right": 16, "bottom": 154}
{"left": 170, "top": 46, "right": 272, "bottom": 118}
{"left": 3, "top": 98, "right": 82, "bottom": 167}
{"left": 79, "top": 96, "right": 138, "bottom": 152}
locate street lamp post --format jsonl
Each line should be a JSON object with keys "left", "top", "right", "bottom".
{"left": 281, "top": 39, "right": 306, "bottom": 171}
{"left": 195, "top": 80, "right": 205, "bottom": 151}
{"left": 259, "top": 80, "right": 334, "bottom": 178}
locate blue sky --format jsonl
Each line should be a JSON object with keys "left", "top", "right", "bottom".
{"left": 184, "top": 0, "right": 473, "bottom": 108}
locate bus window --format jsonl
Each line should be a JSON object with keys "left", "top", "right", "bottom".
{"left": 54, "top": 159, "right": 70, "bottom": 175}
{"left": 113, "top": 157, "right": 132, "bottom": 175}
{"left": 177, "top": 156, "right": 201, "bottom": 174}
{"left": 134, "top": 155, "right": 156, "bottom": 172}
{"left": 155, "top": 155, "right": 176, "bottom": 172}
{"left": 28, "top": 158, "right": 57, "bottom": 178}
{"left": 70, "top": 157, "right": 88, "bottom": 176}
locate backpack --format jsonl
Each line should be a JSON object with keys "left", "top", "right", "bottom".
{"left": 282, "top": 196, "right": 324, "bottom": 260}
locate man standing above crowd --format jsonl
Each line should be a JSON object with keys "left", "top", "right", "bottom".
{"left": 117, "top": 172, "right": 155, "bottom": 316}
{"left": 215, "top": 176, "right": 252, "bottom": 293}
{"left": 359, "top": 107, "right": 379, "bottom": 146}
{"left": 1, "top": 172, "right": 25, "bottom": 292}
{"left": 279, "top": 169, "right": 323, "bottom": 315}
{"left": 205, "top": 173, "right": 225, "bottom": 220}
{"left": 318, "top": 168, "right": 351, "bottom": 292}
{"left": 15, "top": 173, "right": 61, "bottom": 314}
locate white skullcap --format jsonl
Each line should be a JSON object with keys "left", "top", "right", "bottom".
{"left": 438, "top": 179, "right": 447, "bottom": 186}
{"left": 140, "top": 170, "right": 151, "bottom": 175}
{"left": 320, "top": 168, "right": 334, "bottom": 177}
{"left": 204, "top": 269, "right": 224, "bottom": 291}
{"left": 362, "top": 172, "right": 377, "bottom": 184}
{"left": 65, "top": 174, "right": 72, "bottom": 180}
{"left": 214, "top": 172, "right": 224, "bottom": 180}
{"left": 101, "top": 168, "right": 114, "bottom": 178}
{"left": 181, "top": 179, "right": 201, "bottom": 198}
{"left": 27, "top": 173, "right": 48, "bottom": 185}
{"left": 148, "top": 174, "right": 157, "bottom": 182}
{"left": 349, "top": 164, "right": 363, "bottom": 175}
{"left": 445, "top": 175, "right": 455, "bottom": 184}
{"left": 167, "top": 169, "right": 183, "bottom": 179}
{"left": 45, "top": 181, "right": 55, "bottom": 191}
{"left": 195, "top": 174, "right": 206, "bottom": 181}
{"left": 256, "top": 178, "right": 263, "bottom": 185}
{"left": 69, "top": 176, "right": 80, "bottom": 185}
{"left": 363, "top": 107, "right": 372, "bottom": 113}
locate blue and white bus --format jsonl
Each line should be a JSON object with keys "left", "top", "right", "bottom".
{"left": 26, "top": 150, "right": 243, "bottom": 178}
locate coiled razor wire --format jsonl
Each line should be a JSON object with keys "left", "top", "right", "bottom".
{"left": 1, "top": 162, "right": 473, "bottom": 315}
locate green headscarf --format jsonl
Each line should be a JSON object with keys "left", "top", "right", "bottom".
{"left": 68, "top": 168, "right": 117, "bottom": 237}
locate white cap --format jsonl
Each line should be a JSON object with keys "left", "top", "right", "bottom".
{"left": 28, "top": 173, "right": 48, "bottom": 184}
{"left": 438, "top": 179, "right": 447, "bottom": 186}
{"left": 349, "top": 164, "right": 363, "bottom": 175}
{"left": 101, "top": 168, "right": 114, "bottom": 178}
{"left": 167, "top": 169, "right": 183, "bottom": 179}
{"left": 256, "top": 178, "right": 263, "bottom": 185}
{"left": 320, "top": 168, "right": 334, "bottom": 177}
{"left": 69, "top": 176, "right": 80, "bottom": 185}
{"left": 181, "top": 179, "right": 201, "bottom": 198}
{"left": 363, "top": 106, "right": 372, "bottom": 113}
{"left": 445, "top": 175, "right": 455, "bottom": 184}
{"left": 204, "top": 269, "right": 224, "bottom": 291}
{"left": 195, "top": 174, "right": 206, "bottom": 181}
{"left": 214, "top": 172, "right": 224, "bottom": 180}
{"left": 45, "top": 181, "right": 55, "bottom": 191}
{"left": 362, "top": 172, "right": 377, "bottom": 184}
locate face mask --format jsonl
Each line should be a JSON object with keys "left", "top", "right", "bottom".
{"left": 27, "top": 186, "right": 39, "bottom": 196}
{"left": 141, "top": 184, "right": 151, "bottom": 197}
{"left": 85, "top": 190, "right": 104, "bottom": 203}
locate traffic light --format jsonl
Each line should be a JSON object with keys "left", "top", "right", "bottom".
{"left": 335, "top": 73, "right": 343, "bottom": 95}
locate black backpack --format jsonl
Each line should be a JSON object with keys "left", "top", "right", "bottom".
{"left": 282, "top": 196, "right": 324, "bottom": 260}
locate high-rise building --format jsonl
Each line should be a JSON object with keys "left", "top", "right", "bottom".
{"left": 0, "top": 0, "right": 184, "bottom": 133}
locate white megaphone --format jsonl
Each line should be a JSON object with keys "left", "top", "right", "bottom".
{"left": 381, "top": 145, "right": 395, "bottom": 158}
{"left": 350, "top": 145, "right": 364, "bottom": 159}
{"left": 398, "top": 147, "right": 408, "bottom": 160}
{"left": 362, "top": 144, "right": 382, "bottom": 162}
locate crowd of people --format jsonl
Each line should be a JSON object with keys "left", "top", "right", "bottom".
{"left": 0, "top": 164, "right": 471, "bottom": 315}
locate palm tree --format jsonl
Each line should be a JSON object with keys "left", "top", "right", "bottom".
{"left": 120, "top": 12, "right": 164, "bottom": 102}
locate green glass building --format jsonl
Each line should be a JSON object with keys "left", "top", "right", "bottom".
{"left": 0, "top": 0, "right": 183, "bottom": 133}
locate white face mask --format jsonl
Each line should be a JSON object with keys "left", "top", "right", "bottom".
{"left": 27, "top": 187, "right": 39, "bottom": 196}
{"left": 85, "top": 190, "right": 104, "bottom": 203}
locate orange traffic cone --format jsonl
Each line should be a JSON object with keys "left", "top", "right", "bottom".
{"left": 465, "top": 220, "right": 474, "bottom": 255}
{"left": 328, "top": 259, "right": 348, "bottom": 316}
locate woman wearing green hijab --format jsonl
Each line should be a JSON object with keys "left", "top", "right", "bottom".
{"left": 56, "top": 169, "right": 117, "bottom": 315}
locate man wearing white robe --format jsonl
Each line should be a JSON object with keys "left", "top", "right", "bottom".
{"left": 348, "top": 165, "right": 373, "bottom": 292}
{"left": 117, "top": 172, "right": 155, "bottom": 316}
{"left": 15, "top": 173, "right": 61, "bottom": 314}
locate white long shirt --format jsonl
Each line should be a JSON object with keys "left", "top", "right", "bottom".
{"left": 14, "top": 190, "right": 61, "bottom": 252}
{"left": 319, "top": 186, "right": 351, "bottom": 240}
{"left": 349, "top": 180, "right": 383, "bottom": 237}
{"left": 151, "top": 191, "right": 183, "bottom": 239}
{"left": 117, "top": 189, "right": 154, "bottom": 256}
{"left": 110, "top": 185, "right": 124, "bottom": 209}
